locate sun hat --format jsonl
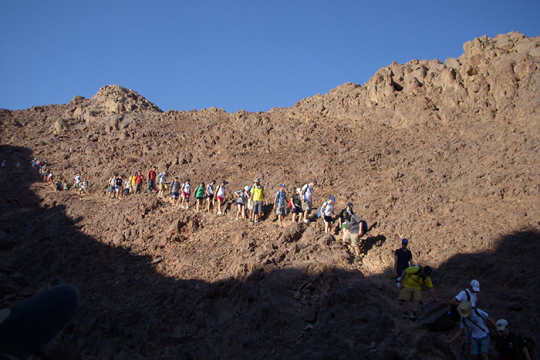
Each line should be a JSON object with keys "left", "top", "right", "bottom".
{"left": 496, "top": 319, "right": 508, "bottom": 331}
{"left": 457, "top": 301, "right": 472, "bottom": 317}
{"left": 470, "top": 280, "right": 480, "bottom": 292}
{"left": 402, "top": 238, "right": 409, "bottom": 245}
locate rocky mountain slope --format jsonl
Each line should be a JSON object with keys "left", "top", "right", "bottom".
{"left": 0, "top": 32, "right": 539, "bottom": 359}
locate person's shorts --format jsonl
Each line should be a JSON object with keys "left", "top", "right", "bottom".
{"left": 253, "top": 201, "right": 264, "bottom": 214}
{"left": 115, "top": 186, "right": 120, "bottom": 193}
{"left": 275, "top": 204, "right": 286, "bottom": 215}
{"left": 470, "top": 335, "right": 490, "bottom": 355}
{"left": 323, "top": 215, "right": 333, "bottom": 223}
{"left": 236, "top": 200, "right": 245, "bottom": 206}
{"left": 206, "top": 194, "right": 214, "bottom": 200}
{"left": 344, "top": 232, "right": 360, "bottom": 247}
{"left": 216, "top": 195, "right": 224, "bottom": 202}
{"left": 109, "top": 186, "right": 115, "bottom": 193}
{"left": 171, "top": 192, "right": 179, "bottom": 199}
{"left": 302, "top": 201, "right": 312, "bottom": 212}
{"left": 196, "top": 196, "right": 204, "bottom": 200}
{"left": 182, "top": 192, "right": 190, "bottom": 199}
{"left": 124, "top": 188, "right": 129, "bottom": 195}
{"left": 291, "top": 205, "right": 302, "bottom": 214}
{"left": 74, "top": 183, "right": 79, "bottom": 188}
{"left": 399, "top": 287, "right": 422, "bottom": 302}
{"left": 158, "top": 183, "right": 167, "bottom": 190}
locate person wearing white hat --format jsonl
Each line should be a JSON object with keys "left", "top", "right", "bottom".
{"left": 495, "top": 319, "right": 532, "bottom": 360}
{"left": 449, "top": 280, "right": 482, "bottom": 357}
{"left": 444, "top": 301, "right": 497, "bottom": 360}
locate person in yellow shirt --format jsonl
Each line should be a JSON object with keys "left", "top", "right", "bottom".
{"left": 249, "top": 178, "right": 268, "bottom": 225}
{"left": 398, "top": 265, "right": 440, "bottom": 320}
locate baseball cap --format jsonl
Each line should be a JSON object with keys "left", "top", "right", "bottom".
{"left": 311, "top": 180, "right": 317, "bottom": 185}
{"left": 496, "top": 319, "right": 508, "bottom": 331}
{"left": 280, "top": 184, "right": 286, "bottom": 188}
{"left": 402, "top": 238, "right": 409, "bottom": 245}
{"left": 254, "top": 178, "right": 260, "bottom": 183}
{"left": 330, "top": 196, "right": 335, "bottom": 202}
{"left": 470, "top": 280, "right": 480, "bottom": 292}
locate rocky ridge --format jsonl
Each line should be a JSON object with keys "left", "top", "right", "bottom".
{"left": 0, "top": 32, "right": 539, "bottom": 359}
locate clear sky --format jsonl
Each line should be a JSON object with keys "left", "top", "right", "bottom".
{"left": 1, "top": 1, "right": 539, "bottom": 113}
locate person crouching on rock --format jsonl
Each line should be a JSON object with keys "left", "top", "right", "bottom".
{"left": 399, "top": 265, "right": 440, "bottom": 321}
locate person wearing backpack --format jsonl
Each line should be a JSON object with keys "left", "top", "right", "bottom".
{"left": 449, "top": 280, "right": 481, "bottom": 357}
{"left": 215, "top": 180, "right": 227, "bottom": 215}
{"left": 147, "top": 167, "right": 157, "bottom": 192}
{"left": 157, "top": 170, "right": 168, "bottom": 198}
{"left": 342, "top": 211, "right": 367, "bottom": 257}
{"left": 399, "top": 265, "right": 440, "bottom": 321}
{"left": 249, "top": 178, "right": 267, "bottom": 225}
{"left": 169, "top": 177, "right": 181, "bottom": 206}
{"left": 289, "top": 188, "right": 304, "bottom": 223}
{"left": 300, "top": 180, "right": 317, "bottom": 224}
{"left": 495, "top": 319, "right": 532, "bottom": 360}
{"left": 444, "top": 301, "right": 497, "bottom": 360}
{"left": 108, "top": 174, "right": 117, "bottom": 199}
{"left": 115, "top": 175, "right": 123, "bottom": 199}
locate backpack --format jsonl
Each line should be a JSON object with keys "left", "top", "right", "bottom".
{"left": 318, "top": 201, "right": 327, "bottom": 218}
{"left": 461, "top": 309, "right": 489, "bottom": 334}
{"left": 449, "top": 289, "right": 472, "bottom": 322}
{"left": 360, "top": 220, "right": 368, "bottom": 234}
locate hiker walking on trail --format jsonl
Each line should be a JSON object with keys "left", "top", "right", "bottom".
{"left": 289, "top": 188, "right": 303, "bottom": 223}
{"left": 129, "top": 172, "right": 137, "bottom": 194}
{"left": 80, "top": 178, "right": 88, "bottom": 195}
{"left": 338, "top": 203, "right": 354, "bottom": 238}
{"left": 194, "top": 181, "right": 205, "bottom": 212}
{"left": 449, "top": 280, "right": 482, "bottom": 357}
{"left": 206, "top": 180, "right": 216, "bottom": 212}
{"left": 147, "top": 167, "right": 157, "bottom": 192}
{"left": 319, "top": 196, "right": 335, "bottom": 233}
{"left": 169, "top": 177, "right": 180, "bottom": 206}
{"left": 73, "top": 175, "right": 82, "bottom": 190}
{"left": 301, "top": 180, "right": 317, "bottom": 224}
{"left": 215, "top": 180, "right": 227, "bottom": 215}
{"left": 157, "top": 170, "right": 167, "bottom": 198}
{"left": 394, "top": 238, "right": 414, "bottom": 288}
{"left": 399, "top": 265, "right": 440, "bottom": 321}
{"left": 180, "top": 179, "right": 191, "bottom": 209}
{"left": 108, "top": 174, "right": 117, "bottom": 199}
{"left": 134, "top": 170, "right": 143, "bottom": 194}
{"left": 235, "top": 186, "right": 249, "bottom": 220}
{"left": 274, "top": 184, "right": 288, "bottom": 227}
{"left": 250, "top": 178, "right": 268, "bottom": 225}
{"left": 342, "top": 211, "right": 367, "bottom": 257}
{"left": 495, "top": 319, "right": 532, "bottom": 360}
{"left": 124, "top": 177, "right": 131, "bottom": 197}
{"left": 444, "top": 301, "right": 497, "bottom": 360}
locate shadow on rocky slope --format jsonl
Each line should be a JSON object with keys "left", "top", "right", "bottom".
{"left": 0, "top": 144, "right": 538, "bottom": 360}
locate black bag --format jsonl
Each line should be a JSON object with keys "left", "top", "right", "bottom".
{"left": 449, "top": 290, "right": 471, "bottom": 322}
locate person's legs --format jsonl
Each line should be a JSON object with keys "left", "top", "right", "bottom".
{"left": 236, "top": 204, "right": 241, "bottom": 219}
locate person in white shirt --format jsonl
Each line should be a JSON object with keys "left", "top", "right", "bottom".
{"left": 301, "top": 180, "right": 317, "bottom": 224}
{"left": 319, "top": 196, "right": 335, "bottom": 233}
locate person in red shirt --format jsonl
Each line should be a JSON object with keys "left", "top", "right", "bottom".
{"left": 134, "top": 170, "right": 143, "bottom": 194}
{"left": 147, "top": 167, "right": 157, "bottom": 192}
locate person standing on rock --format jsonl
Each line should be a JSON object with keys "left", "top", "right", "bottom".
{"left": 157, "top": 170, "right": 167, "bottom": 198}
{"left": 495, "top": 319, "right": 532, "bottom": 360}
{"left": 274, "top": 184, "right": 288, "bottom": 227}
{"left": 124, "top": 177, "right": 131, "bottom": 197}
{"left": 134, "top": 170, "right": 143, "bottom": 194}
{"left": 394, "top": 238, "right": 414, "bottom": 288}
{"left": 215, "top": 180, "right": 227, "bottom": 215}
{"left": 194, "top": 181, "right": 205, "bottom": 212}
{"left": 399, "top": 265, "right": 440, "bottom": 321}
{"left": 108, "top": 174, "right": 117, "bottom": 199}
{"left": 444, "top": 301, "right": 497, "bottom": 360}
{"left": 206, "top": 180, "right": 216, "bottom": 212}
{"left": 319, "top": 196, "right": 336, "bottom": 234}
{"left": 115, "top": 175, "right": 123, "bottom": 199}
{"left": 301, "top": 180, "right": 317, "bottom": 224}
{"left": 80, "top": 178, "right": 88, "bottom": 195}
{"left": 342, "top": 210, "right": 367, "bottom": 257}
{"left": 169, "top": 177, "right": 180, "bottom": 206}
{"left": 235, "top": 186, "right": 249, "bottom": 220}
{"left": 289, "top": 187, "right": 303, "bottom": 223}
{"left": 180, "top": 179, "right": 191, "bottom": 209}
{"left": 147, "top": 167, "right": 157, "bottom": 193}
{"left": 250, "top": 178, "right": 268, "bottom": 225}
{"left": 73, "top": 174, "right": 82, "bottom": 190}
{"left": 129, "top": 172, "right": 137, "bottom": 194}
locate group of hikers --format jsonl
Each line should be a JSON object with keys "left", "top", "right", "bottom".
{"left": 32, "top": 159, "right": 89, "bottom": 194}
{"left": 23, "top": 161, "right": 534, "bottom": 359}
{"left": 394, "top": 239, "right": 533, "bottom": 359}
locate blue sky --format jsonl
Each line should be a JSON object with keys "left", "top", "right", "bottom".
{"left": 1, "top": 1, "right": 539, "bottom": 113}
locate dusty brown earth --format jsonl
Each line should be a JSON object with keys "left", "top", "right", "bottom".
{"left": 0, "top": 32, "right": 539, "bottom": 359}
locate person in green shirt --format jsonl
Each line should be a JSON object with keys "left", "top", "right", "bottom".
{"left": 194, "top": 181, "right": 206, "bottom": 213}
